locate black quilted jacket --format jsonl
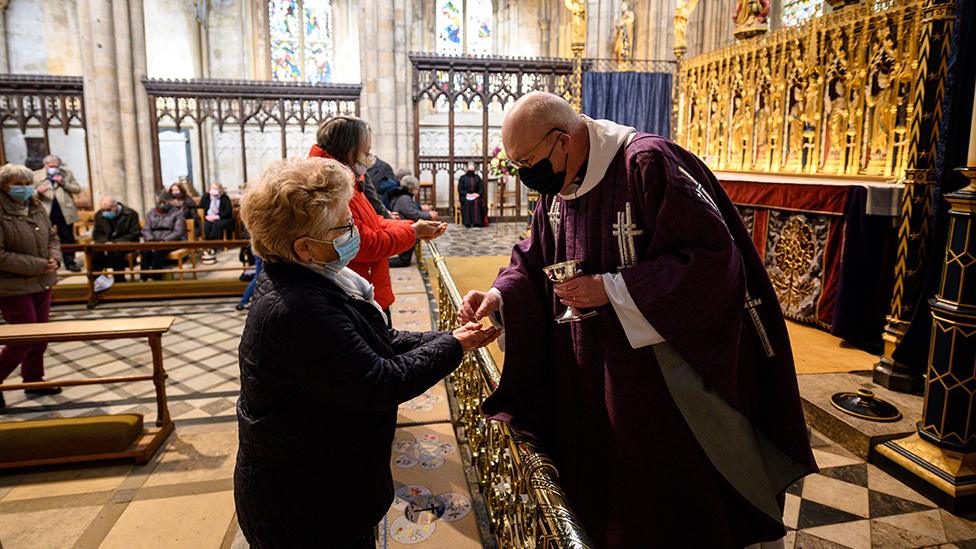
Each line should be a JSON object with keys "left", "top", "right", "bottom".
{"left": 234, "top": 260, "right": 462, "bottom": 548}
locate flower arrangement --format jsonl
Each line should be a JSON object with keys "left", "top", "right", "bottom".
{"left": 489, "top": 146, "right": 518, "bottom": 178}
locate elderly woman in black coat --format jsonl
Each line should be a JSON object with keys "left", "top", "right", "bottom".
{"left": 235, "top": 156, "right": 498, "bottom": 549}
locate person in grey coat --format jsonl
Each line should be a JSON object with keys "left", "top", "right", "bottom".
{"left": 140, "top": 192, "right": 187, "bottom": 281}
{"left": 387, "top": 176, "right": 437, "bottom": 268}
{"left": 33, "top": 155, "right": 82, "bottom": 271}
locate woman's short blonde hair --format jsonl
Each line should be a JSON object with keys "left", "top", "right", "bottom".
{"left": 240, "top": 157, "right": 353, "bottom": 263}
{"left": 0, "top": 163, "right": 34, "bottom": 190}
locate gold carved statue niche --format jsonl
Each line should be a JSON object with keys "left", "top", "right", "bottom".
{"left": 613, "top": 1, "right": 636, "bottom": 63}
{"left": 706, "top": 89, "right": 724, "bottom": 167}
{"left": 732, "top": 0, "right": 771, "bottom": 40}
{"left": 727, "top": 65, "right": 751, "bottom": 171}
{"left": 860, "top": 23, "right": 896, "bottom": 175}
{"left": 753, "top": 60, "right": 774, "bottom": 172}
{"left": 820, "top": 38, "right": 851, "bottom": 174}
{"left": 782, "top": 44, "right": 810, "bottom": 172}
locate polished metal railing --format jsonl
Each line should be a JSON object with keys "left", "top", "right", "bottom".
{"left": 425, "top": 241, "right": 593, "bottom": 549}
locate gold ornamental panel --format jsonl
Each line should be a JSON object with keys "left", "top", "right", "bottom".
{"left": 675, "top": 0, "right": 922, "bottom": 179}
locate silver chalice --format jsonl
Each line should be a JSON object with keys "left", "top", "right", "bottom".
{"left": 543, "top": 259, "right": 599, "bottom": 324}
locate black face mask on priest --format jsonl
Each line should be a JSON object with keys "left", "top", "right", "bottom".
{"left": 516, "top": 128, "right": 568, "bottom": 195}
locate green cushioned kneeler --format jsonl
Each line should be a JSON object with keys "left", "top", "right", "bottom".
{"left": 0, "top": 414, "right": 144, "bottom": 463}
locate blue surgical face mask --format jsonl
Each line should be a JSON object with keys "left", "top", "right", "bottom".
{"left": 47, "top": 167, "right": 59, "bottom": 175}
{"left": 7, "top": 185, "right": 34, "bottom": 204}
{"left": 306, "top": 225, "right": 361, "bottom": 273}
{"left": 101, "top": 209, "right": 117, "bottom": 219}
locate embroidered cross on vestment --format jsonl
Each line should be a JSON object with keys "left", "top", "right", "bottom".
{"left": 548, "top": 197, "right": 561, "bottom": 236}
{"left": 613, "top": 202, "right": 644, "bottom": 270}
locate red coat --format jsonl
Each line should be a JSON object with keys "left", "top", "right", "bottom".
{"left": 308, "top": 145, "right": 415, "bottom": 309}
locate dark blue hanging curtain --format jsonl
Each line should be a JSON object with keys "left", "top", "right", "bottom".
{"left": 582, "top": 71, "right": 673, "bottom": 137}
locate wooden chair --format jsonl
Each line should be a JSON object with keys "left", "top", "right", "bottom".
{"left": 419, "top": 181, "right": 434, "bottom": 209}
{"left": 492, "top": 177, "right": 518, "bottom": 218}
{"left": 167, "top": 218, "right": 197, "bottom": 280}
{"left": 73, "top": 210, "right": 95, "bottom": 243}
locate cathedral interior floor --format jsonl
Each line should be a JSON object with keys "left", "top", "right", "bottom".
{"left": 0, "top": 224, "right": 974, "bottom": 548}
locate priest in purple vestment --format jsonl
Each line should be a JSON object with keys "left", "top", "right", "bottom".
{"left": 458, "top": 92, "right": 817, "bottom": 548}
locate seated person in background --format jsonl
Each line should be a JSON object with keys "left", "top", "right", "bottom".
{"left": 368, "top": 156, "right": 399, "bottom": 211}
{"left": 234, "top": 156, "right": 499, "bottom": 547}
{"left": 32, "top": 155, "right": 82, "bottom": 272}
{"left": 200, "top": 182, "right": 233, "bottom": 260}
{"left": 169, "top": 182, "right": 199, "bottom": 238}
{"left": 91, "top": 196, "right": 140, "bottom": 287}
{"left": 140, "top": 192, "right": 187, "bottom": 281}
{"left": 388, "top": 176, "right": 437, "bottom": 269}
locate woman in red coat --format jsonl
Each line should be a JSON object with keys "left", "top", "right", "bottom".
{"left": 309, "top": 116, "right": 446, "bottom": 324}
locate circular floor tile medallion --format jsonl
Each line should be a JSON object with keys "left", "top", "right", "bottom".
{"left": 404, "top": 392, "right": 443, "bottom": 412}
{"left": 418, "top": 454, "right": 445, "bottom": 469}
{"left": 393, "top": 484, "right": 432, "bottom": 511}
{"left": 393, "top": 439, "right": 414, "bottom": 453}
{"left": 437, "top": 442, "right": 456, "bottom": 455}
{"left": 438, "top": 493, "right": 472, "bottom": 522}
{"left": 394, "top": 453, "right": 417, "bottom": 468}
{"left": 390, "top": 516, "right": 435, "bottom": 544}
{"left": 405, "top": 495, "right": 447, "bottom": 524}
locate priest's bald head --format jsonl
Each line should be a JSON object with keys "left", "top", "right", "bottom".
{"left": 502, "top": 92, "right": 589, "bottom": 195}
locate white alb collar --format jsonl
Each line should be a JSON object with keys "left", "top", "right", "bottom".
{"left": 559, "top": 116, "right": 637, "bottom": 200}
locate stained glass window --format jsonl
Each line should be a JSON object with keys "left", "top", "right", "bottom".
{"left": 436, "top": 0, "right": 492, "bottom": 55}
{"left": 783, "top": 0, "right": 823, "bottom": 27}
{"left": 270, "top": 0, "right": 333, "bottom": 83}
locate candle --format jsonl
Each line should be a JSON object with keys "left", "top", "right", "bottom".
{"left": 969, "top": 85, "right": 976, "bottom": 167}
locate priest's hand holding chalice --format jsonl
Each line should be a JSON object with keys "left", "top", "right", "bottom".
{"left": 546, "top": 260, "right": 604, "bottom": 323}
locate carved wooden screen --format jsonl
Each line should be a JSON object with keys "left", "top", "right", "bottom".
{"left": 410, "top": 53, "right": 575, "bottom": 218}
{"left": 675, "top": 0, "right": 922, "bottom": 178}
{"left": 143, "top": 78, "right": 360, "bottom": 192}
{"left": 0, "top": 75, "right": 91, "bottom": 196}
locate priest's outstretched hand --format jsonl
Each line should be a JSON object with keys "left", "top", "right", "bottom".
{"left": 458, "top": 290, "right": 501, "bottom": 324}
{"left": 553, "top": 275, "right": 608, "bottom": 309}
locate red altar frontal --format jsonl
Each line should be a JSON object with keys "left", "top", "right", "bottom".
{"left": 717, "top": 173, "right": 903, "bottom": 349}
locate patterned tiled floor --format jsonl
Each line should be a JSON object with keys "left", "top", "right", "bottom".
{"left": 433, "top": 222, "right": 526, "bottom": 257}
{"left": 1, "top": 298, "right": 245, "bottom": 425}
{"left": 783, "top": 430, "right": 976, "bottom": 548}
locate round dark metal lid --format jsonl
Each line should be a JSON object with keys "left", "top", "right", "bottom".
{"left": 830, "top": 389, "right": 902, "bottom": 422}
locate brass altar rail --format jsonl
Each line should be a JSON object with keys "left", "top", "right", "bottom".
{"left": 675, "top": 0, "right": 922, "bottom": 179}
{"left": 426, "top": 241, "right": 593, "bottom": 549}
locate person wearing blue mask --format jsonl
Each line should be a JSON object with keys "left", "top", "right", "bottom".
{"left": 91, "top": 195, "right": 141, "bottom": 289}
{"left": 0, "top": 163, "right": 63, "bottom": 413}
{"left": 234, "top": 156, "right": 499, "bottom": 548}
{"left": 33, "top": 155, "right": 82, "bottom": 272}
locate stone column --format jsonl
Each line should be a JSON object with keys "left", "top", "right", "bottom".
{"left": 358, "top": 0, "right": 413, "bottom": 169}
{"left": 0, "top": 0, "right": 10, "bottom": 73}
{"left": 78, "top": 0, "right": 153, "bottom": 211}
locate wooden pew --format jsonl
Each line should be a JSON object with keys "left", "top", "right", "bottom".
{"left": 0, "top": 316, "right": 177, "bottom": 468}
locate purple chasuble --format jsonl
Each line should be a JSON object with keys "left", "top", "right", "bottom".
{"left": 483, "top": 134, "right": 817, "bottom": 548}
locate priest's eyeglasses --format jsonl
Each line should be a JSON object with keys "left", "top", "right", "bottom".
{"left": 510, "top": 128, "right": 567, "bottom": 170}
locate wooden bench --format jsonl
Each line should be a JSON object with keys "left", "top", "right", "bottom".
{"left": 0, "top": 316, "right": 177, "bottom": 468}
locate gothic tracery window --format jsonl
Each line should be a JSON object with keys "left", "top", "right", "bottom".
{"left": 269, "top": 0, "right": 334, "bottom": 83}
{"left": 436, "top": 0, "right": 493, "bottom": 56}
{"left": 783, "top": 0, "right": 823, "bottom": 27}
